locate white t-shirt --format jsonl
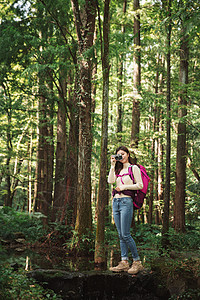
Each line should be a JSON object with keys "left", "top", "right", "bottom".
{"left": 108, "top": 163, "right": 143, "bottom": 198}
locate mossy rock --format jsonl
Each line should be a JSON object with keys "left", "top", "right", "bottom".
{"left": 28, "top": 268, "right": 170, "bottom": 299}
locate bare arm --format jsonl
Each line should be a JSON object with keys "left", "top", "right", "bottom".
{"left": 108, "top": 156, "right": 116, "bottom": 184}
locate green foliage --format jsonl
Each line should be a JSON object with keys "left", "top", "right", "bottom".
{"left": 167, "top": 226, "right": 200, "bottom": 251}
{"left": 0, "top": 207, "right": 46, "bottom": 241}
{"left": 64, "top": 228, "right": 96, "bottom": 256}
{"left": 134, "top": 224, "right": 162, "bottom": 248}
{"left": 105, "top": 222, "right": 200, "bottom": 260}
{"left": 186, "top": 182, "right": 200, "bottom": 225}
{"left": 0, "top": 264, "right": 62, "bottom": 300}
{"left": 105, "top": 223, "right": 119, "bottom": 248}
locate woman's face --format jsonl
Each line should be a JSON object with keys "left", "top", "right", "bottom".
{"left": 117, "top": 150, "right": 129, "bottom": 164}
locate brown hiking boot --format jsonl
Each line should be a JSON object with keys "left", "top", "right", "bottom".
{"left": 109, "top": 261, "right": 130, "bottom": 272}
{"left": 128, "top": 260, "right": 144, "bottom": 275}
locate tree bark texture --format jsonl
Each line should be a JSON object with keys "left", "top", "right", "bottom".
{"left": 35, "top": 74, "right": 54, "bottom": 222}
{"left": 174, "top": 25, "right": 189, "bottom": 233}
{"left": 149, "top": 136, "right": 154, "bottom": 224}
{"left": 131, "top": 0, "right": 141, "bottom": 147}
{"left": 71, "top": 0, "right": 96, "bottom": 235}
{"left": 116, "top": 0, "right": 127, "bottom": 138}
{"left": 65, "top": 71, "right": 79, "bottom": 226}
{"left": 52, "top": 75, "right": 67, "bottom": 223}
{"left": 157, "top": 109, "right": 164, "bottom": 224}
{"left": 2, "top": 82, "right": 12, "bottom": 207}
{"left": 149, "top": 98, "right": 158, "bottom": 224}
{"left": 162, "top": 0, "right": 171, "bottom": 246}
{"left": 157, "top": 56, "right": 165, "bottom": 224}
{"left": 95, "top": 0, "right": 110, "bottom": 264}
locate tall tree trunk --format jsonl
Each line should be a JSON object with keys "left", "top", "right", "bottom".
{"left": 33, "top": 109, "right": 40, "bottom": 212}
{"left": 27, "top": 126, "right": 33, "bottom": 213}
{"left": 157, "top": 56, "right": 165, "bottom": 224}
{"left": 46, "top": 74, "right": 54, "bottom": 216}
{"left": 157, "top": 109, "right": 164, "bottom": 224}
{"left": 36, "top": 77, "right": 46, "bottom": 215}
{"left": 34, "top": 9, "right": 55, "bottom": 221}
{"left": 148, "top": 136, "right": 154, "bottom": 224}
{"left": 71, "top": 0, "right": 96, "bottom": 236}
{"left": 91, "top": 27, "right": 98, "bottom": 117}
{"left": 174, "top": 25, "right": 189, "bottom": 233}
{"left": 154, "top": 56, "right": 160, "bottom": 224}
{"left": 35, "top": 73, "right": 54, "bottom": 222}
{"left": 5, "top": 155, "right": 11, "bottom": 207}
{"left": 117, "top": 59, "right": 123, "bottom": 138}
{"left": 52, "top": 74, "right": 67, "bottom": 222}
{"left": 91, "top": 29, "right": 98, "bottom": 205}
{"left": 117, "top": 0, "right": 127, "bottom": 139}
{"left": 95, "top": 0, "right": 110, "bottom": 265}
{"left": 65, "top": 70, "right": 79, "bottom": 226}
{"left": 131, "top": 0, "right": 141, "bottom": 147}
{"left": 132, "top": 16, "right": 142, "bottom": 225}
{"left": 162, "top": 0, "right": 172, "bottom": 247}
{"left": 2, "top": 83, "right": 12, "bottom": 207}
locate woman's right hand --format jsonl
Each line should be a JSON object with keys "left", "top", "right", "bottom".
{"left": 111, "top": 155, "right": 116, "bottom": 166}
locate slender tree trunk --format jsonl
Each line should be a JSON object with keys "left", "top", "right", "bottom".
{"left": 27, "top": 126, "right": 33, "bottom": 213}
{"left": 91, "top": 27, "right": 98, "bottom": 117}
{"left": 5, "top": 157, "right": 11, "bottom": 207}
{"left": 35, "top": 73, "right": 54, "bottom": 222}
{"left": 154, "top": 56, "right": 159, "bottom": 224}
{"left": 2, "top": 83, "right": 12, "bottom": 207}
{"left": 131, "top": 0, "right": 141, "bottom": 147}
{"left": 91, "top": 29, "right": 98, "bottom": 205}
{"left": 174, "top": 25, "right": 189, "bottom": 233}
{"left": 148, "top": 139, "right": 154, "bottom": 224}
{"left": 36, "top": 77, "right": 46, "bottom": 215}
{"left": 71, "top": 0, "right": 96, "bottom": 236}
{"left": 117, "top": 0, "right": 127, "bottom": 139}
{"left": 95, "top": 0, "right": 110, "bottom": 265}
{"left": 65, "top": 70, "right": 79, "bottom": 226}
{"left": 162, "top": 0, "right": 171, "bottom": 247}
{"left": 157, "top": 109, "right": 164, "bottom": 224}
{"left": 157, "top": 57, "right": 165, "bottom": 224}
{"left": 33, "top": 109, "right": 40, "bottom": 212}
{"left": 52, "top": 74, "right": 67, "bottom": 222}
{"left": 117, "top": 59, "right": 123, "bottom": 138}
{"left": 46, "top": 75, "right": 54, "bottom": 216}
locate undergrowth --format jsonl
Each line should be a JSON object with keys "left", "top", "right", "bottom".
{"left": 0, "top": 206, "right": 199, "bottom": 299}
{"left": 0, "top": 264, "right": 62, "bottom": 300}
{"left": 0, "top": 206, "right": 47, "bottom": 242}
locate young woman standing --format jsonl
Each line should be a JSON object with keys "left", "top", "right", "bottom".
{"left": 108, "top": 146, "right": 144, "bottom": 274}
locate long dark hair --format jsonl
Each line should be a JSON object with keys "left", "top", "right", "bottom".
{"left": 115, "top": 146, "right": 137, "bottom": 175}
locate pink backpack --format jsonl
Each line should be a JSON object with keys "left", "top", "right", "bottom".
{"left": 128, "top": 165, "right": 150, "bottom": 209}
{"left": 113, "top": 165, "right": 150, "bottom": 209}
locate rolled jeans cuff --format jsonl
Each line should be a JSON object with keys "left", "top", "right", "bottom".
{"left": 133, "top": 257, "right": 140, "bottom": 261}
{"left": 122, "top": 257, "right": 129, "bottom": 261}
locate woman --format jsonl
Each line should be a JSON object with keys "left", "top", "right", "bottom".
{"left": 108, "top": 146, "right": 144, "bottom": 274}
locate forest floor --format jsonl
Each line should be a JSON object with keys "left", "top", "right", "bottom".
{"left": 1, "top": 239, "right": 200, "bottom": 299}
{"left": 0, "top": 208, "right": 200, "bottom": 299}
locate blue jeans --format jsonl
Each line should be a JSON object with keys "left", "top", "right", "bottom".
{"left": 113, "top": 197, "right": 139, "bottom": 261}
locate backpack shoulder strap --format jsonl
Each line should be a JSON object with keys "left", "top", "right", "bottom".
{"left": 128, "top": 165, "right": 135, "bottom": 183}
